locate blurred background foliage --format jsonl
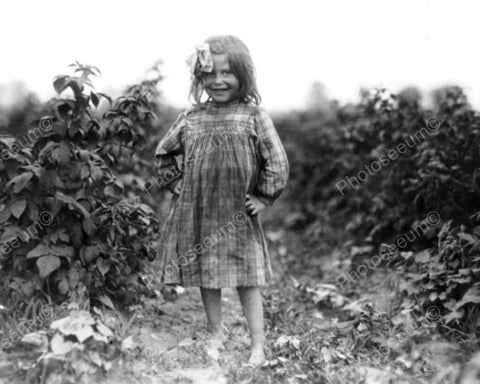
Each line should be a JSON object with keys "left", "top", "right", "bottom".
{"left": 1, "top": 68, "right": 479, "bottom": 337}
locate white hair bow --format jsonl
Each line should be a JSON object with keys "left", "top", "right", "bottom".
{"left": 185, "top": 43, "right": 214, "bottom": 76}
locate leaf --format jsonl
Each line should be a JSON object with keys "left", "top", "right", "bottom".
{"left": 89, "top": 165, "right": 104, "bottom": 182}
{"left": 454, "top": 286, "right": 480, "bottom": 310}
{"left": 400, "top": 251, "right": 413, "bottom": 260}
{"left": 26, "top": 201, "right": 39, "bottom": 222}
{"left": 27, "top": 243, "right": 50, "bottom": 259}
{"left": 97, "top": 92, "right": 112, "bottom": 105}
{"left": 21, "top": 332, "right": 49, "bottom": 353}
{"left": 78, "top": 149, "right": 91, "bottom": 161}
{"left": 6, "top": 172, "right": 34, "bottom": 193}
{"left": 57, "top": 278, "right": 69, "bottom": 295}
{"left": 59, "top": 232, "right": 70, "bottom": 242}
{"left": 50, "top": 333, "right": 77, "bottom": 355}
{"left": 357, "top": 322, "right": 369, "bottom": 331}
{"left": 0, "top": 137, "right": 17, "bottom": 147}
{"left": 405, "top": 272, "right": 427, "bottom": 282}
{"left": 90, "top": 92, "right": 100, "bottom": 108}
{"left": 36, "top": 255, "right": 61, "bottom": 278}
{"left": 82, "top": 218, "right": 97, "bottom": 237}
{"left": 96, "top": 257, "right": 110, "bottom": 276}
{"left": 37, "top": 169, "right": 65, "bottom": 189}
{"left": 473, "top": 226, "right": 480, "bottom": 238}
{"left": 350, "top": 245, "right": 374, "bottom": 257}
{"left": 81, "top": 245, "right": 99, "bottom": 263}
{"left": 51, "top": 245, "right": 75, "bottom": 259}
{"left": 289, "top": 336, "right": 301, "bottom": 350}
{"left": 0, "top": 225, "right": 24, "bottom": 242}
{"left": 458, "top": 233, "right": 476, "bottom": 244}
{"left": 10, "top": 199, "right": 27, "bottom": 219}
{"left": 88, "top": 350, "right": 103, "bottom": 366}
{"left": 343, "top": 300, "right": 369, "bottom": 315}
{"left": 121, "top": 335, "right": 137, "bottom": 351}
{"left": 444, "top": 309, "right": 465, "bottom": 324}
{"left": 114, "top": 179, "right": 124, "bottom": 192}
{"left": 0, "top": 204, "right": 11, "bottom": 224}
{"left": 414, "top": 250, "right": 430, "bottom": 263}
{"left": 80, "top": 165, "right": 90, "bottom": 179}
{"left": 274, "top": 335, "right": 301, "bottom": 350}
{"left": 50, "top": 310, "right": 95, "bottom": 342}
{"left": 321, "top": 346, "right": 333, "bottom": 363}
{"left": 53, "top": 76, "right": 69, "bottom": 94}
{"left": 68, "top": 266, "right": 80, "bottom": 288}
{"left": 98, "top": 294, "right": 115, "bottom": 310}
{"left": 50, "top": 143, "right": 71, "bottom": 165}
{"left": 95, "top": 321, "right": 113, "bottom": 338}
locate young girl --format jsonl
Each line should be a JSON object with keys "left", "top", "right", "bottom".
{"left": 154, "top": 35, "right": 289, "bottom": 367}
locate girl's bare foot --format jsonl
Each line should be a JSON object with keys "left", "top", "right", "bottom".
{"left": 204, "top": 331, "right": 226, "bottom": 361}
{"left": 246, "top": 343, "right": 265, "bottom": 368}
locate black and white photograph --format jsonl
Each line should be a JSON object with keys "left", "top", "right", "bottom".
{"left": 1, "top": 1, "right": 479, "bottom": 383}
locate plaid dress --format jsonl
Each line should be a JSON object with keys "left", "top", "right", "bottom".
{"left": 154, "top": 99, "right": 289, "bottom": 288}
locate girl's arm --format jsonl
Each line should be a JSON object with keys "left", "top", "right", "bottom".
{"left": 154, "top": 112, "right": 186, "bottom": 193}
{"left": 253, "top": 107, "right": 290, "bottom": 206}
{"left": 154, "top": 155, "right": 183, "bottom": 193}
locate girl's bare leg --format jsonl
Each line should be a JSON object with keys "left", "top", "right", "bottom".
{"left": 200, "top": 288, "right": 224, "bottom": 340}
{"left": 236, "top": 286, "right": 266, "bottom": 367}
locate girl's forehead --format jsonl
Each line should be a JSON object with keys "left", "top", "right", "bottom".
{"left": 212, "top": 53, "right": 230, "bottom": 67}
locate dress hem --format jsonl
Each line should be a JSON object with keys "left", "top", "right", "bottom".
{"left": 160, "top": 278, "right": 272, "bottom": 289}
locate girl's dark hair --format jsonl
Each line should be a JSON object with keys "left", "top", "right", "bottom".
{"left": 188, "top": 35, "right": 262, "bottom": 107}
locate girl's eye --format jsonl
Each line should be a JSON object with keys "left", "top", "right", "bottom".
{"left": 203, "top": 70, "right": 233, "bottom": 79}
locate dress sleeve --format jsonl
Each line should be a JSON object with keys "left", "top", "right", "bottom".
{"left": 253, "top": 107, "right": 290, "bottom": 206}
{"left": 154, "top": 111, "right": 186, "bottom": 190}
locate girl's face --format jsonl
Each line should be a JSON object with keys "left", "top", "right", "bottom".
{"left": 202, "top": 54, "right": 240, "bottom": 104}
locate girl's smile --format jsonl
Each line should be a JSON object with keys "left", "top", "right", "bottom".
{"left": 202, "top": 54, "right": 240, "bottom": 104}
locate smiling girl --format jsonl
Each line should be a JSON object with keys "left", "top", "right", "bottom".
{"left": 154, "top": 35, "right": 290, "bottom": 367}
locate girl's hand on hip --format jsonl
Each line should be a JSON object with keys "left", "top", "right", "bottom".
{"left": 168, "top": 178, "right": 183, "bottom": 195}
{"left": 245, "top": 194, "right": 266, "bottom": 216}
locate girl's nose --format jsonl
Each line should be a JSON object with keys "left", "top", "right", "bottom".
{"left": 214, "top": 73, "right": 225, "bottom": 84}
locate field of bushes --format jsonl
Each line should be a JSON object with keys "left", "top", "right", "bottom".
{"left": 0, "top": 64, "right": 479, "bottom": 383}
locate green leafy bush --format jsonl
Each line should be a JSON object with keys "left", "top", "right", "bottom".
{"left": 276, "top": 86, "right": 480, "bottom": 241}
{"left": 398, "top": 220, "right": 480, "bottom": 333}
{"left": 0, "top": 63, "right": 159, "bottom": 308}
{"left": 274, "top": 85, "right": 480, "bottom": 335}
